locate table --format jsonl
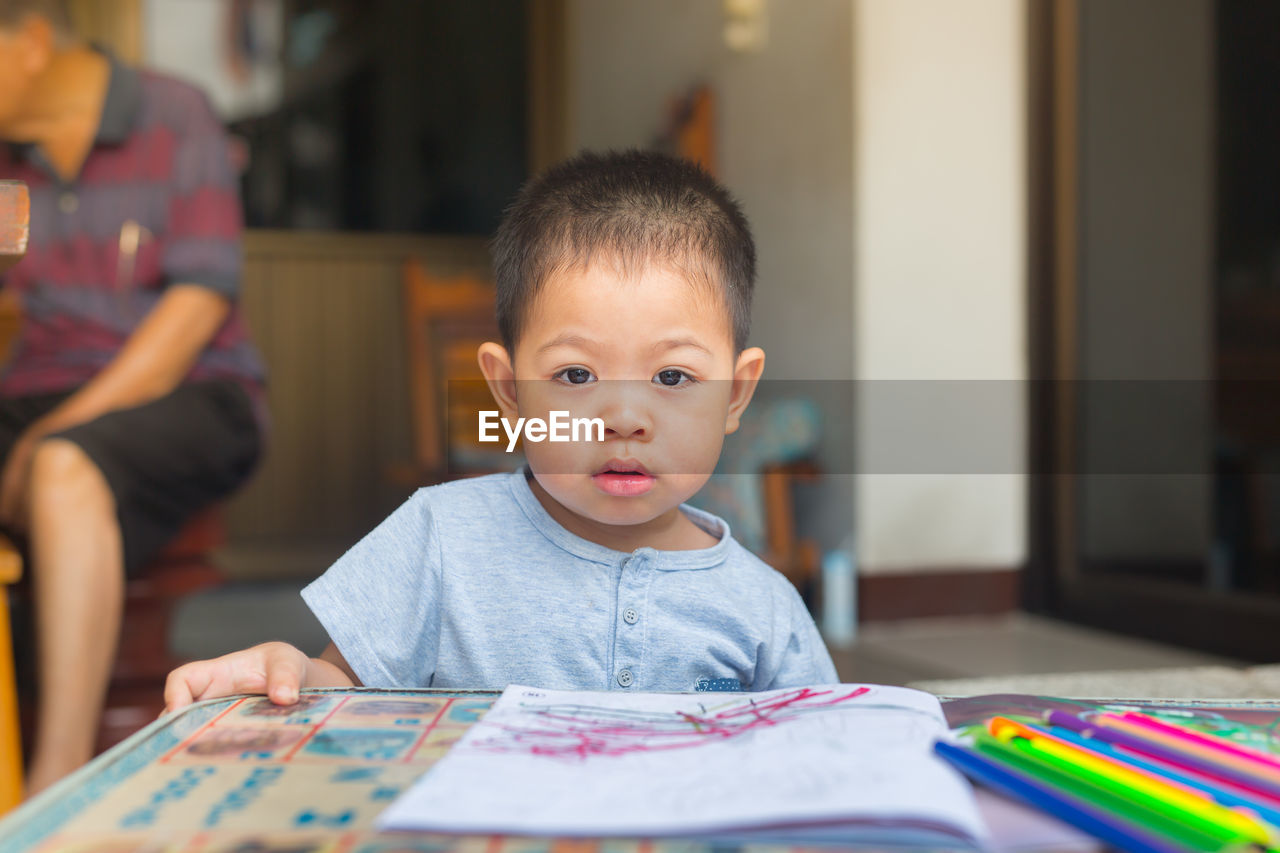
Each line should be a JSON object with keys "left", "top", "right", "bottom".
{"left": 4, "top": 689, "right": 1280, "bottom": 852}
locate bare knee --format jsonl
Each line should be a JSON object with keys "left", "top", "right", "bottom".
{"left": 28, "top": 439, "right": 114, "bottom": 512}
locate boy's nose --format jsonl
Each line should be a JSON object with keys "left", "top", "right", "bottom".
{"left": 599, "top": 382, "right": 652, "bottom": 440}
{"left": 603, "top": 406, "right": 650, "bottom": 439}
{"left": 605, "top": 418, "right": 648, "bottom": 440}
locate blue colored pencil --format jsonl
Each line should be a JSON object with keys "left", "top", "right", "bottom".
{"left": 1046, "top": 710, "right": 1280, "bottom": 805}
{"left": 1044, "top": 723, "right": 1280, "bottom": 828}
{"left": 934, "top": 740, "right": 1194, "bottom": 853}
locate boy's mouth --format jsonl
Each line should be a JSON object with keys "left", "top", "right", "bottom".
{"left": 591, "top": 459, "right": 656, "bottom": 497}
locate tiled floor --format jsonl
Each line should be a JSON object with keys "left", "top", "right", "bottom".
{"left": 828, "top": 612, "right": 1244, "bottom": 691}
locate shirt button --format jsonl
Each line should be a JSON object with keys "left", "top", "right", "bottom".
{"left": 623, "top": 607, "right": 639, "bottom": 625}
{"left": 58, "top": 192, "right": 79, "bottom": 214}
{"left": 616, "top": 668, "right": 634, "bottom": 687}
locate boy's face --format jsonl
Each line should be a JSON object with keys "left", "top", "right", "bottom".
{"left": 479, "top": 259, "right": 764, "bottom": 544}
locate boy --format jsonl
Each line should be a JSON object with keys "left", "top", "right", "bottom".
{"left": 165, "top": 150, "right": 836, "bottom": 710}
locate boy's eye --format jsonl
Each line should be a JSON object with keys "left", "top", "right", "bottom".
{"left": 553, "top": 367, "right": 596, "bottom": 385}
{"left": 654, "top": 369, "right": 694, "bottom": 387}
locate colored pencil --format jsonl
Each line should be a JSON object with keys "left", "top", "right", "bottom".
{"left": 935, "top": 740, "right": 1202, "bottom": 853}
{"left": 1118, "top": 712, "right": 1280, "bottom": 775}
{"left": 977, "top": 722, "right": 1269, "bottom": 845}
{"left": 1097, "top": 715, "right": 1268, "bottom": 775}
{"left": 993, "top": 716, "right": 1216, "bottom": 801}
{"left": 1049, "top": 710, "right": 1280, "bottom": 805}
{"left": 972, "top": 731, "right": 1231, "bottom": 849}
{"left": 990, "top": 726, "right": 1276, "bottom": 846}
{"left": 1042, "top": 720, "right": 1280, "bottom": 828}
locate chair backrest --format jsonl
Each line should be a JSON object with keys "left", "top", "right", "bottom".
{"left": 402, "top": 258, "right": 500, "bottom": 475}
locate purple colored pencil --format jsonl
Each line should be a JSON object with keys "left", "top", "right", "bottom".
{"left": 1045, "top": 709, "right": 1280, "bottom": 805}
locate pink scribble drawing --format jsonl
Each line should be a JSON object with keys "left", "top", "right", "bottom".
{"left": 470, "top": 686, "right": 873, "bottom": 761}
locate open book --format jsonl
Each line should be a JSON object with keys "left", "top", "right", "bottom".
{"left": 375, "top": 683, "right": 988, "bottom": 848}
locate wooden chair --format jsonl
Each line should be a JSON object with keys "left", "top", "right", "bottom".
{"left": 390, "top": 258, "right": 504, "bottom": 486}
{"left": 0, "top": 180, "right": 28, "bottom": 812}
{"left": 761, "top": 461, "right": 823, "bottom": 591}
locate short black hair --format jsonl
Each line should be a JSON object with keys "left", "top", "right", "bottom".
{"left": 0, "top": 0, "right": 71, "bottom": 34}
{"left": 492, "top": 149, "right": 756, "bottom": 352}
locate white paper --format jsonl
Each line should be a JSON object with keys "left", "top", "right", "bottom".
{"left": 377, "top": 683, "right": 988, "bottom": 844}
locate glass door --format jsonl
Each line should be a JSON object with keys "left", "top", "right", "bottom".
{"left": 1028, "top": 0, "right": 1280, "bottom": 660}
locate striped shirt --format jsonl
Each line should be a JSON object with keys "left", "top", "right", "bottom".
{"left": 0, "top": 51, "right": 265, "bottom": 406}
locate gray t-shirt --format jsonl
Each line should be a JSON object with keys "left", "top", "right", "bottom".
{"left": 301, "top": 469, "right": 838, "bottom": 693}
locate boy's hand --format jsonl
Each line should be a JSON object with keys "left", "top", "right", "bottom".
{"left": 163, "top": 641, "right": 352, "bottom": 713}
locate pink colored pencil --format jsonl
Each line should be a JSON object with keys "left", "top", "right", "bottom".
{"left": 1094, "top": 715, "right": 1271, "bottom": 776}
{"left": 1117, "top": 712, "right": 1280, "bottom": 774}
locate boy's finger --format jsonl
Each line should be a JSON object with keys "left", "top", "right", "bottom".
{"left": 163, "top": 670, "right": 193, "bottom": 711}
{"left": 262, "top": 644, "right": 304, "bottom": 705}
{"left": 163, "top": 663, "right": 208, "bottom": 712}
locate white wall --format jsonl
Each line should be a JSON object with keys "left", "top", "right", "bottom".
{"left": 853, "top": 0, "right": 1027, "bottom": 572}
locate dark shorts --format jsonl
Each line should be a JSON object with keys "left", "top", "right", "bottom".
{"left": 0, "top": 380, "right": 262, "bottom": 575}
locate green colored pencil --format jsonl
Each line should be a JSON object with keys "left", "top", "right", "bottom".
{"left": 972, "top": 732, "right": 1233, "bottom": 851}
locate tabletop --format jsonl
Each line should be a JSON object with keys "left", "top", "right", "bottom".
{"left": 5, "top": 688, "right": 1280, "bottom": 852}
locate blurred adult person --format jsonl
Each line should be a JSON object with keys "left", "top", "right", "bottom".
{"left": 0, "top": 0, "right": 265, "bottom": 794}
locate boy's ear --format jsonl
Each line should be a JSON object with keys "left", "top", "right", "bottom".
{"left": 724, "top": 347, "right": 766, "bottom": 435}
{"left": 477, "top": 342, "right": 518, "bottom": 418}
